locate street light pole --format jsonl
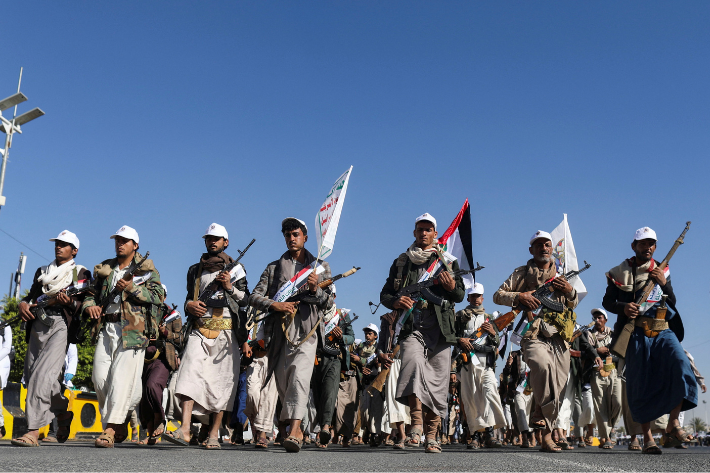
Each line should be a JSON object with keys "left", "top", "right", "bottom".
{"left": 0, "top": 67, "right": 45, "bottom": 211}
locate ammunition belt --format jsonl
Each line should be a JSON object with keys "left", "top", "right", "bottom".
{"left": 200, "top": 317, "right": 232, "bottom": 331}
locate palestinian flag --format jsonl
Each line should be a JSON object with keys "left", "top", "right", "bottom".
{"left": 438, "top": 199, "right": 475, "bottom": 291}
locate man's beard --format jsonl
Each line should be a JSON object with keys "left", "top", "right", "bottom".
{"left": 207, "top": 248, "right": 223, "bottom": 256}
{"left": 533, "top": 254, "right": 552, "bottom": 264}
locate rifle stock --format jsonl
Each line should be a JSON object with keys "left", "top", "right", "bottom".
{"left": 366, "top": 345, "right": 401, "bottom": 395}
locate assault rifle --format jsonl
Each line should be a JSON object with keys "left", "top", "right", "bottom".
{"left": 101, "top": 252, "right": 151, "bottom": 314}
{"left": 70, "top": 252, "right": 151, "bottom": 344}
{"left": 252, "top": 266, "right": 360, "bottom": 324}
{"left": 510, "top": 261, "right": 591, "bottom": 340}
{"left": 525, "top": 261, "right": 591, "bottom": 313}
{"left": 395, "top": 263, "right": 485, "bottom": 306}
{"left": 198, "top": 239, "right": 255, "bottom": 303}
{"left": 611, "top": 222, "right": 691, "bottom": 357}
{"left": 323, "top": 313, "right": 359, "bottom": 356}
{"left": 31, "top": 282, "right": 94, "bottom": 327}
{"left": 0, "top": 314, "right": 20, "bottom": 331}
{"left": 1, "top": 282, "right": 93, "bottom": 331}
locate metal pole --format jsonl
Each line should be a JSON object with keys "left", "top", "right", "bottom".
{"left": 0, "top": 67, "right": 23, "bottom": 210}
{"left": 9, "top": 272, "right": 13, "bottom": 298}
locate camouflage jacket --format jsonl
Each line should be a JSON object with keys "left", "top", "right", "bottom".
{"left": 81, "top": 253, "right": 165, "bottom": 349}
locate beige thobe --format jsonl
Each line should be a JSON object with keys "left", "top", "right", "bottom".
{"left": 244, "top": 355, "right": 278, "bottom": 434}
{"left": 93, "top": 321, "right": 145, "bottom": 426}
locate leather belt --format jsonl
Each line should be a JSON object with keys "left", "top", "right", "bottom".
{"left": 104, "top": 313, "right": 121, "bottom": 323}
{"left": 635, "top": 317, "right": 668, "bottom": 335}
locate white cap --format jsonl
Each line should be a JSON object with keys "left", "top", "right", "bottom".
{"left": 282, "top": 217, "right": 307, "bottom": 232}
{"left": 49, "top": 230, "right": 80, "bottom": 249}
{"left": 634, "top": 227, "right": 657, "bottom": 241}
{"left": 591, "top": 308, "right": 608, "bottom": 320}
{"left": 203, "top": 222, "right": 229, "bottom": 240}
{"left": 110, "top": 225, "right": 139, "bottom": 244}
{"left": 467, "top": 282, "right": 484, "bottom": 296}
{"left": 529, "top": 230, "right": 552, "bottom": 245}
{"left": 415, "top": 213, "right": 437, "bottom": 230}
{"left": 363, "top": 323, "right": 379, "bottom": 336}
{"left": 161, "top": 284, "right": 168, "bottom": 298}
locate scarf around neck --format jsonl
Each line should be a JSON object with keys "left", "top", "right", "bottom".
{"left": 606, "top": 257, "right": 656, "bottom": 293}
{"left": 406, "top": 242, "right": 438, "bottom": 265}
{"left": 200, "top": 251, "right": 233, "bottom": 274}
{"left": 520, "top": 258, "right": 557, "bottom": 292}
{"left": 38, "top": 259, "right": 77, "bottom": 296}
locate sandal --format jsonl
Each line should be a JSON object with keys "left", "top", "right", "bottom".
{"left": 577, "top": 438, "right": 587, "bottom": 448}
{"left": 531, "top": 419, "right": 546, "bottom": 429}
{"left": 385, "top": 438, "right": 395, "bottom": 446}
{"left": 255, "top": 437, "right": 269, "bottom": 449}
{"left": 484, "top": 435, "right": 503, "bottom": 448}
{"left": 162, "top": 429, "right": 191, "bottom": 446}
{"left": 541, "top": 440, "right": 562, "bottom": 453}
{"left": 94, "top": 431, "right": 115, "bottom": 448}
{"left": 406, "top": 427, "right": 422, "bottom": 447}
{"left": 204, "top": 437, "right": 221, "bottom": 450}
{"left": 283, "top": 435, "right": 303, "bottom": 453}
{"left": 148, "top": 422, "right": 165, "bottom": 446}
{"left": 628, "top": 437, "right": 641, "bottom": 451}
{"left": 319, "top": 428, "right": 332, "bottom": 447}
{"left": 56, "top": 411, "right": 74, "bottom": 443}
{"left": 601, "top": 440, "right": 614, "bottom": 449}
{"left": 642, "top": 440, "right": 662, "bottom": 454}
{"left": 41, "top": 436, "right": 58, "bottom": 443}
{"left": 425, "top": 439, "right": 442, "bottom": 454}
{"left": 556, "top": 439, "right": 574, "bottom": 450}
{"left": 393, "top": 437, "right": 405, "bottom": 450}
{"left": 11, "top": 434, "right": 40, "bottom": 447}
{"left": 668, "top": 426, "right": 694, "bottom": 444}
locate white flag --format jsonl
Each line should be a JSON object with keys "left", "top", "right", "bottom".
{"left": 315, "top": 166, "right": 353, "bottom": 260}
{"left": 550, "top": 214, "right": 587, "bottom": 302}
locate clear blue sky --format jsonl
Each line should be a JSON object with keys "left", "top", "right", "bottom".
{"left": 1, "top": 2, "right": 708, "bottom": 417}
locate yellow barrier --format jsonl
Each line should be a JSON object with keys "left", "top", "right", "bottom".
{"left": 2, "top": 383, "right": 178, "bottom": 441}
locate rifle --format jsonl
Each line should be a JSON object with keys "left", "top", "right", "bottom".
{"left": 509, "top": 261, "right": 591, "bottom": 341}
{"left": 366, "top": 345, "right": 400, "bottom": 395}
{"left": 322, "top": 313, "right": 359, "bottom": 356}
{"left": 525, "top": 261, "right": 591, "bottom": 313}
{"left": 101, "top": 252, "right": 150, "bottom": 314}
{"left": 395, "top": 263, "right": 484, "bottom": 306}
{"left": 252, "top": 266, "right": 360, "bottom": 324}
{"left": 31, "top": 282, "right": 94, "bottom": 327}
{"left": 570, "top": 321, "right": 594, "bottom": 343}
{"left": 198, "top": 239, "right": 255, "bottom": 303}
{"left": 181, "top": 240, "right": 256, "bottom": 350}
{"left": 459, "top": 311, "right": 519, "bottom": 364}
{"left": 71, "top": 252, "right": 150, "bottom": 344}
{"left": 611, "top": 222, "right": 690, "bottom": 357}
{"left": 0, "top": 314, "right": 21, "bottom": 331}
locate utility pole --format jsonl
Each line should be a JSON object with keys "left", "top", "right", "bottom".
{"left": 0, "top": 67, "right": 45, "bottom": 211}
{"left": 13, "top": 252, "right": 26, "bottom": 299}
{"left": 8, "top": 272, "right": 13, "bottom": 299}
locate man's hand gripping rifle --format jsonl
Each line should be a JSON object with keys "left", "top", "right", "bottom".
{"left": 510, "top": 261, "right": 591, "bottom": 338}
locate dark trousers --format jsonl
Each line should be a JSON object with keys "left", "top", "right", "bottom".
{"left": 139, "top": 358, "right": 170, "bottom": 427}
{"left": 314, "top": 355, "right": 341, "bottom": 428}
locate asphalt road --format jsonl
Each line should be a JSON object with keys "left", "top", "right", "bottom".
{"left": 1, "top": 441, "right": 709, "bottom": 471}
